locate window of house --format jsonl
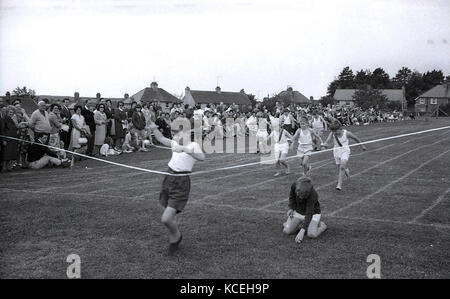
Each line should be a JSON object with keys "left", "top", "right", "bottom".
{"left": 419, "top": 99, "right": 425, "bottom": 104}
{"left": 430, "top": 98, "right": 437, "bottom": 104}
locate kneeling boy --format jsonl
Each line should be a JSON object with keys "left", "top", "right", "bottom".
{"left": 283, "top": 176, "right": 327, "bottom": 243}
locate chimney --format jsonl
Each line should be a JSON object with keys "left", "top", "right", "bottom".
{"left": 151, "top": 82, "right": 158, "bottom": 91}
{"left": 215, "top": 86, "right": 221, "bottom": 94}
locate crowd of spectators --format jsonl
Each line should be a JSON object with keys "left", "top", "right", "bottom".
{"left": 0, "top": 96, "right": 413, "bottom": 173}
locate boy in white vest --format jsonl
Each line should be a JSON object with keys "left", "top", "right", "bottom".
{"left": 322, "top": 120, "right": 366, "bottom": 190}
{"left": 291, "top": 117, "right": 323, "bottom": 176}
{"left": 148, "top": 119, "right": 205, "bottom": 254}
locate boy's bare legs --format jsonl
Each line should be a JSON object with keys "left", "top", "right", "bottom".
{"left": 307, "top": 221, "right": 328, "bottom": 238}
{"left": 303, "top": 155, "right": 311, "bottom": 175}
{"left": 336, "top": 159, "right": 348, "bottom": 190}
{"left": 161, "top": 207, "right": 181, "bottom": 243}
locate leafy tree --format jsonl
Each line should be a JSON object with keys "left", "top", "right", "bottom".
{"left": 353, "top": 87, "right": 388, "bottom": 110}
{"left": 246, "top": 93, "right": 257, "bottom": 109}
{"left": 12, "top": 86, "right": 36, "bottom": 97}
{"left": 405, "top": 71, "right": 426, "bottom": 106}
{"left": 386, "top": 101, "right": 402, "bottom": 111}
{"left": 354, "top": 69, "right": 372, "bottom": 88}
{"left": 318, "top": 95, "right": 336, "bottom": 107}
{"left": 422, "top": 70, "right": 444, "bottom": 89}
{"left": 326, "top": 79, "right": 340, "bottom": 96}
{"left": 370, "top": 68, "right": 391, "bottom": 89}
{"left": 392, "top": 67, "right": 412, "bottom": 89}
{"left": 337, "top": 66, "right": 355, "bottom": 88}
{"left": 261, "top": 94, "right": 281, "bottom": 112}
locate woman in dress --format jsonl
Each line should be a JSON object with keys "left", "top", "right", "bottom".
{"left": 70, "top": 105, "right": 90, "bottom": 153}
{"left": 1, "top": 106, "right": 19, "bottom": 172}
{"left": 94, "top": 103, "right": 107, "bottom": 154}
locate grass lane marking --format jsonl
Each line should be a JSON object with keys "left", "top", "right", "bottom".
{"left": 327, "top": 149, "right": 450, "bottom": 217}
{"left": 408, "top": 187, "right": 450, "bottom": 224}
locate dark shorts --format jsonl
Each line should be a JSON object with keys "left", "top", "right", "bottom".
{"left": 159, "top": 171, "right": 191, "bottom": 213}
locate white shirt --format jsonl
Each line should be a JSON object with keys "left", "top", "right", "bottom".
{"left": 311, "top": 116, "right": 324, "bottom": 129}
{"left": 298, "top": 128, "right": 312, "bottom": 148}
{"left": 333, "top": 130, "right": 350, "bottom": 151}
{"left": 168, "top": 141, "right": 202, "bottom": 172}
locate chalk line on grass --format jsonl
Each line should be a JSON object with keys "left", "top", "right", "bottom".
{"left": 328, "top": 149, "right": 450, "bottom": 217}
{"left": 408, "top": 187, "right": 450, "bottom": 224}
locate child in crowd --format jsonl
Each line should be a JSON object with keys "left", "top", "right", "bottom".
{"left": 283, "top": 176, "right": 327, "bottom": 243}
{"left": 100, "top": 137, "right": 122, "bottom": 156}
{"left": 322, "top": 120, "right": 367, "bottom": 191}
{"left": 122, "top": 130, "right": 139, "bottom": 153}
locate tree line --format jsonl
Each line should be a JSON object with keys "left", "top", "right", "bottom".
{"left": 321, "top": 66, "right": 449, "bottom": 108}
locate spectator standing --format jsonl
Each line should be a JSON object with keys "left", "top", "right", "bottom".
{"left": 1, "top": 106, "right": 19, "bottom": 171}
{"left": 48, "top": 104, "right": 64, "bottom": 149}
{"left": 105, "top": 99, "right": 114, "bottom": 138}
{"left": 81, "top": 101, "right": 96, "bottom": 156}
{"left": 70, "top": 105, "right": 90, "bottom": 152}
{"left": 114, "top": 101, "right": 127, "bottom": 150}
{"left": 29, "top": 101, "right": 51, "bottom": 140}
{"left": 60, "top": 98, "right": 72, "bottom": 150}
{"left": 94, "top": 103, "right": 108, "bottom": 154}
{"left": 131, "top": 104, "right": 147, "bottom": 152}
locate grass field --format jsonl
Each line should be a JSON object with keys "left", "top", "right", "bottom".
{"left": 1, "top": 118, "right": 450, "bottom": 279}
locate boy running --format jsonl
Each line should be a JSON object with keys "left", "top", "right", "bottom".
{"left": 322, "top": 120, "right": 366, "bottom": 191}
{"left": 148, "top": 119, "right": 205, "bottom": 254}
{"left": 268, "top": 119, "right": 293, "bottom": 176}
{"left": 310, "top": 110, "right": 327, "bottom": 151}
{"left": 291, "top": 117, "right": 323, "bottom": 176}
{"left": 283, "top": 176, "right": 327, "bottom": 243}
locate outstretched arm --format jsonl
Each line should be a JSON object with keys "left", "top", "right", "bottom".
{"left": 148, "top": 121, "right": 173, "bottom": 147}
{"left": 347, "top": 131, "right": 367, "bottom": 151}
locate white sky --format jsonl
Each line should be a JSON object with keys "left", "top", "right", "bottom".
{"left": 1, "top": 0, "right": 449, "bottom": 100}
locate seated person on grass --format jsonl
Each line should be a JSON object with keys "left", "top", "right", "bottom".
{"left": 283, "top": 176, "right": 327, "bottom": 243}
{"left": 27, "top": 132, "right": 70, "bottom": 169}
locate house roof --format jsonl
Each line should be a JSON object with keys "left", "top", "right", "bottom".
{"left": 132, "top": 87, "right": 182, "bottom": 103}
{"left": 333, "top": 89, "right": 405, "bottom": 102}
{"left": 278, "top": 88, "right": 310, "bottom": 104}
{"left": 189, "top": 90, "right": 251, "bottom": 105}
{"left": 418, "top": 84, "right": 450, "bottom": 98}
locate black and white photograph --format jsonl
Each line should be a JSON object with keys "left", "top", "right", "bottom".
{"left": 0, "top": 0, "right": 449, "bottom": 283}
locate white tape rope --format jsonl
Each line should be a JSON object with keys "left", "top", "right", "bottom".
{"left": 1, "top": 125, "right": 449, "bottom": 177}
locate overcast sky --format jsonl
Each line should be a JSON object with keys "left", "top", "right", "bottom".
{"left": 1, "top": 0, "right": 449, "bottom": 100}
